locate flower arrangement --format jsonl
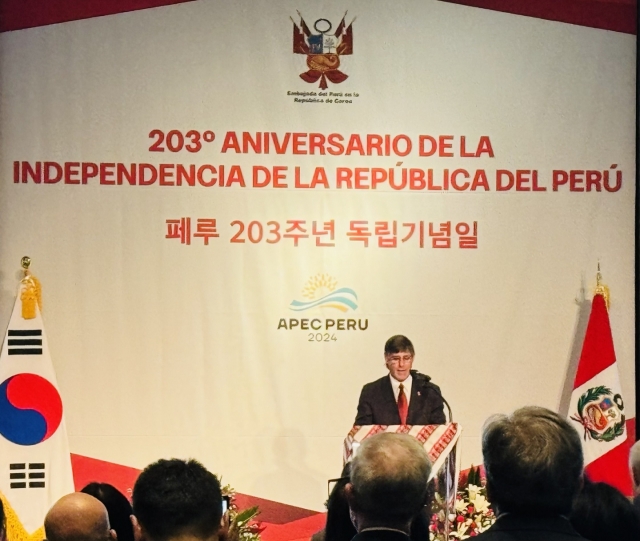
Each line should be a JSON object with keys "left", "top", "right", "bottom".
{"left": 429, "top": 466, "right": 496, "bottom": 540}
{"left": 221, "top": 483, "right": 263, "bottom": 541}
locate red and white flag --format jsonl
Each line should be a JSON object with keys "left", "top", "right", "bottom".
{"left": 568, "top": 291, "right": 629, "bottom": 493}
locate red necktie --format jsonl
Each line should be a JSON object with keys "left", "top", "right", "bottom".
{"left": 398, "top": 383, "right": 408, "bottom": 425}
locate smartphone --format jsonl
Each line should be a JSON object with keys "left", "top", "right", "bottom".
{"left": 222, "top": 495, "right": 230, "bottom": 514}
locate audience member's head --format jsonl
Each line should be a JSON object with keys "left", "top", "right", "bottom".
{"left": 0, "top": 498, "right": 6, "bottom": 541}
{"left": 482, "top": 406, "right": 583, "bottom": 516}
{"left": 44, "top": 492, "right": 115, "bottom": 541}
{"left": 132, "top": 458, "right": 222, "bottom": 541}
{"left": 81, "top": 483, "right": 134, "bottom": 541}
{"left": 569, "top": 478, "right": 640, "bottom": 541}
{"left": 346, "top": 432, "right": 432, "bottom": 533}
{"left": 317, "top": 460, "right": 433, "bottom": 541}
{"left": 630, "top": 439, "right": 640, "bottom": 496}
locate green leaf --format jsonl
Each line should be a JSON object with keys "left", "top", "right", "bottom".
{"left": 576, "top": 385, "right": 612, "bottom": 415}
{"left": 234, "top": 506, "right": 260, "bottom": 525}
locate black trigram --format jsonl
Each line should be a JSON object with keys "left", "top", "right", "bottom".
{"left": 7, "top": 330, "right": 42, "bottom": 355}
{"left": 9, "top": 463, "right": 45, "bottom": 488}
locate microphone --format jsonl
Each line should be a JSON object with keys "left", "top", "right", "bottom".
{"left": 442, "top": 396, "right": 453, "bottom": 422}
{"left": 415, "top": 371, "right": 452, "bottom": 422}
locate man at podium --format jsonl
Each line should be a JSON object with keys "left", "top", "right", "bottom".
{"left": 354, "top": 335, "right": 446, "bottom": 426}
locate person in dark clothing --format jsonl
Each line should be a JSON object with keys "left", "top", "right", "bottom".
{"left": 630, "top": 440, "right": 640, "bottom": 514}
{"left": 312, "top": 461, "right": 433, "bottom": 541}
{"left": 312, "top": 463, "right": 355, "bottom": 541}
{"left": 0, "top": 498, "right": 6, "bottom": 541}
{"left": 345, "top": 432, "right": 432, "bottom": 541}
{"left": 81, "top": 482, "right": 135, "bottom": 541}
{"left": 569, "top": 478, "right": 640, "bottom": 541}
{"left": 475, "top": 406, "right": 589, "bottom": 541}
{"left": 131, "top": 458, "right": 223, "bottom": 541}
{"left": 355, "top": 335, "right": 446, "bottom": 426}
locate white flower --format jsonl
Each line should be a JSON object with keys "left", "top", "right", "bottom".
{"left": 456, "top": 521, "right": 470, "bottom": 538}
{"left": 472, "top": 493, "right": 490, "bottom": 513}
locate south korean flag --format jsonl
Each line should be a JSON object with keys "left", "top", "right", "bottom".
{"left": 0, "top": 287, "right": 74, "bottom": 534}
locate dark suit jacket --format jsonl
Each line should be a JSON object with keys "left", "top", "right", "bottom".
{"left": 474, "top": 514, "right": 590, "bottom": 541}
{"left": 354, "top": 370, "right": 446, "bottom": 426}
{"left": 351, "top": 529, "right": 411, "bottom": 541}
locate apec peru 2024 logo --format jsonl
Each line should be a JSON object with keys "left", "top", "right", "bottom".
{"left": 291, "top": 11, "right": 354, "bottom": 90}
{"left": 277, "top": 273, "right": 368, "bottom": 341}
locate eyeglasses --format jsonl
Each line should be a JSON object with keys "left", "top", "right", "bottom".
{"left": 327, "top": 476, "right": 350, "bottom": 498}
{"left": 386, "top": 354, "right": 413, "bottom": 364}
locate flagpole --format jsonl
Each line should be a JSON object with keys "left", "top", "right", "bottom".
{"left": 594, "top": 262, "right": 610, "bottom": 309}
{"left": 19, "top": 256, "right": 41, "bottom": 320}
{"left": 635, "top": 5, "right": 639, "bottom": 452}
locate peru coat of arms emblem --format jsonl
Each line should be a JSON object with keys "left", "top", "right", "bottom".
{"left": 570, "top": 385, "right": 625, "bottom": 442}
{"left": 292, "top": 11, "right": 354, "bottom": 90}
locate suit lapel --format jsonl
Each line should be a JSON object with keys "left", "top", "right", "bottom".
{"left": 380, "top": 376, "right": 401, "bottom": 424}
{"left": 407, "top": 373, "right": 421, "bottom": 425}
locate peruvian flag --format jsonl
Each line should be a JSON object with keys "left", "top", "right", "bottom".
{"left": 568, "top": 292, "right": 629, "bottom": 493}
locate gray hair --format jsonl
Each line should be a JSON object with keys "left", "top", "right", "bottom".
{"left": 482, "top": 406, "right": 583, "bottom": 515}
{"left": 350, "top": 432, "right": 432, "bottom": 523}
{"left": 629, "top": 440, "right": 640, "bottom": 469}
{"left": 630, "top": 440, "right": 640, "bottom": 490}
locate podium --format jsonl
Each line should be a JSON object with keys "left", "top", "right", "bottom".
{"left": 344, "top": 423, "right": 461, "bottom": 540}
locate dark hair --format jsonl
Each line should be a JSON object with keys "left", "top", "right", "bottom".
{"left": 324, "top": 463, "right": 356, "bottom": 541}
{"left": 0, "top": 498, "right": 5, "bottom": 538}
{"left": 409, "top": 508, "right": 432, "bottom": 541}
{"left": 81, "top": 483, "right": 134, "bottom": 541}
{"left": 570, "top": 479, "right": 640, "bottom": 541}
{"left": 132, "top": 458, "right": 222, "bottom": 541}
{"left": 482, "top": 406, "right": 583, "bottom": 516}
{"left": 384, "top": 336, "right": 414, "bottom": 357}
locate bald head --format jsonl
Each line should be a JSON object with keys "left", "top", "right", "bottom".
{"left": 45, "top": 493, "right": 114, "bottom": 541}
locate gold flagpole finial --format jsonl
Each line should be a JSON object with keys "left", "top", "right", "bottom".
{"left": 19, "top": 256, "right": 41, "bottom": 319}
{"left": 21, "top": 256, "right": 31, "bottom": 273}
{"left": 594, "top": 261, "right": 610, "bottom": 309}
